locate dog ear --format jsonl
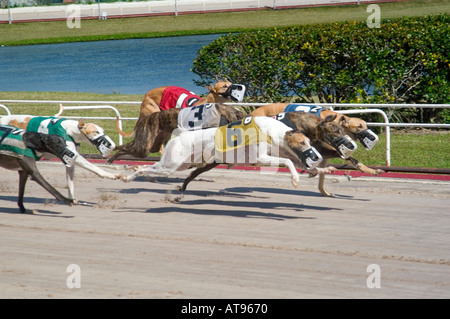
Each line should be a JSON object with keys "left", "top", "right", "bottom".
{"left": 324, "top": 114, "right": 337, "bottom": 123}
{"left": 78, "top": 118, "right": 86, "bottom": 129}
{"left": 339, "top": 116, "right": 347, "bottom": 125}
{"left": 205, "top": 84, "right": 214, "bottom": 92}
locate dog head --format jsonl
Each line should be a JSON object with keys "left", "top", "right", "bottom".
{"left": 338, "top": 116, "right": 379, "bottom": 150}
{"left": 22, "top": 132, "right": 76, "bottom": 167}
{"left": 285, "top": 130, "right": 322, "bottom": 169}
{"left": 319, "top": 115, "right": 357, "bottom": 159}
{"left": 206, "top": 81, "right": 246, "bottom": 102}
{"left": 78, "top": 119, "right": 115, "bottom": 156}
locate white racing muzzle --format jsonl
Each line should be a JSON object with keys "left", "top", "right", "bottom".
{"left": 294, "top": 146, "right": 323, "bottom": 169}
{"left": 92, "top": 135, "right": 115, "bottom": 156}
{"left": 332, "top": 135, "right": 357, "bottom": 159}
{"left": 356, "top": 129, "right": 379, "bottom": 150}
{"left": 225, "top": 84, "right": 246, "bottom": 102}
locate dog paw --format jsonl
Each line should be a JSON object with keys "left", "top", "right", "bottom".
{"left": 373, "top": 169, "right": 385, "bottom": 175}
{"left": 119, "top": 175, "right": 131, "bottom": 183}
{"left": 324, "top": 166, "right": 337, "bottom": 174}
{"left": 291, "top": 177, "right": 300, "bottom": 187}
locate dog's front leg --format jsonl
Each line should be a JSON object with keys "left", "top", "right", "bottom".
{"left": 65, "top": 164, "right": 78, "bottom": 203}
{"left": 259, "top": 155, "right": 300, "bottom": 187}
{"left": 74, "top": 154, "right": 121, "bottom": 180}
{"left": 346, "top": 156, "right": 384, "bottom": 175}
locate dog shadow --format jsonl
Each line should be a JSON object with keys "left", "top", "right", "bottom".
{"left": 0, "top": 195, "right": 75, "bottom": 217}
{"left": 144, "top": 206, "right": 312, "bottom": 220}
{"left": 224, "top": 186, "right": 369, "bottom": 201}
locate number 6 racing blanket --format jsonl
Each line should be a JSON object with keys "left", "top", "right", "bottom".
{"left": 214, "top": 117, "right": 271, "bottom": 164}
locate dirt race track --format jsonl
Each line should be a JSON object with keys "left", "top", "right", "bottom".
{"left": 0, "top": 161, "right": 449, "bottom": 299}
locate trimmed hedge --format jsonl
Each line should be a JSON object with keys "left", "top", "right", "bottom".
{"left": 192, "top": 14, "right": 449, "bottom": 123}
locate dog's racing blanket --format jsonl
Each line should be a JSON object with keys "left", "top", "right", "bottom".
{"left": 284, "top": 104, "right": 327, "bottom": 117}
{"left": 0, "top": 125, "right": 38, "bottom": 160}
{"left": 214, "top": 117, "right": 271, "bottom": 163}
{"left": 26, "top": 117, "right": 75, "bottom": 144}
{"left": 160, "top": 86, "right": 201, "bottom": 110}
{"left": 178, "top": 103, "right": 221, "bottom": 131}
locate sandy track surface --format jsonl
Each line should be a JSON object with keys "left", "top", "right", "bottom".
{"left": 1, "top": 162, "right": 449, "bottom": 299}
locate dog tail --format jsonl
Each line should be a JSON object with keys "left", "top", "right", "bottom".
{"left": 116, "top": 116, "right": 135, "bottom": 138}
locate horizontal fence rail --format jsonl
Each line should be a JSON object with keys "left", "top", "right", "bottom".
{"left": 1, "top": 0, "right": 395, "bottom": 24}
{"left": 0, "top": 100, "right": 448, "bottom": 168}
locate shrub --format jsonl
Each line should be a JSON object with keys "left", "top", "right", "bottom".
{"left": 192, "top": 14, "right": 449, "bottom": 122}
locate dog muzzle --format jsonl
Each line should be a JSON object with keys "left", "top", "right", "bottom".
{"left": 294, "top": 146, "right": 323, "bottom": 169}
{"left": 331, "top": 135, "right": 357, "bottom": 159}
{"left": 223, "top": 84, "right": 246, "bottom": 102}
{"left": 355, "top": 129, "right": 379, "bottom": 150}
{"left": 92, "top": 135, "right": 115, "bottom": 156}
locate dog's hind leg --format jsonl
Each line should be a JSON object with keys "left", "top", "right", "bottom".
{"left": 20, "top": 159, "right": 74, "bottom": 208}
{"left": 17, "top": 170, "right": 29, "bottom": 213}
{"left": 177, "top": 162, "right": 219, "bottom": 192}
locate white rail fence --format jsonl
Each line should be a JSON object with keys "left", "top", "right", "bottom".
{"left": 0, "top": 99, "right": 448, "bottom": 166}
{"left": 1, "top": 0, "right": 383, "bottom": 23}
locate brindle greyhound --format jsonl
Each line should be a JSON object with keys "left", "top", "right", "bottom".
{"left": 0, "top": 126, "right": 74, "bottom": 213}
{"left": 107, "top": 103, "right": 245, "bottom": 164}
{"left": 176, "top": 113, "right": 353, "bottom": 194}
{"left": 251, "top": 103, "right": 384, "bottom": 183}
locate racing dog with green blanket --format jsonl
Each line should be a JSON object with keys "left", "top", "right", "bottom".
{"left": 0, "top": 125, "right": 75, "bottom": 213}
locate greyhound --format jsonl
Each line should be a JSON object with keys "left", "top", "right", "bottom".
{"left": 251, "top": 103, "right": 380, "bottom": 151}
{"left": 119, "top": 81, "right": 246, "bottom": 138}
{"left": 1, "top": 115, "right": 121, "bottom": 201}
{"left": 251, "top": 103, "right": 384, "bottom": 182}
{"left": 107, "top": 103, "right": 245, "bottom": 164}
{"left": 176, "top": 113, "right": 354, "bottom": 193}
{"left": 0, "top": 125, "right": 75, "bottom": 213}
{"left": 120, "top": 117, "right": 337, "bottom": 192}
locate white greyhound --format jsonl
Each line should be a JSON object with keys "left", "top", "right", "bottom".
{"left": 121, "top": 116, "right": 336, "bottom": 187}
{"left": 0, "top": 115, "right": 121, "bottom": 202}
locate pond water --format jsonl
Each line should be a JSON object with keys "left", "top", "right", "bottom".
{"left": 0, "top": 34, "right": 222, "bottom": 96}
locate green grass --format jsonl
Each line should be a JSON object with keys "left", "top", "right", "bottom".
{"left": 1, "top": 91, "right": 449, "bottom": 168}
{"left": 1, "top": 0, "right": 449, "bottom": 46}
